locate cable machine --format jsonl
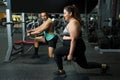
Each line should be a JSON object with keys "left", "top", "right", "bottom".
{"left": 4, "top": 0, "right": 32, "bottom": 62}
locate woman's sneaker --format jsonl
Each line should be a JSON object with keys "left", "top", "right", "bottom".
{"left": 53, "top": 70, "right": 67, "bottom": 77}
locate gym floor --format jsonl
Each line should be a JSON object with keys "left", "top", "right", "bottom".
{"left": 0, "top": 25, "right": 120, "bottom": 80}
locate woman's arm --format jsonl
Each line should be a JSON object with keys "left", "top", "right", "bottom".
{"left": 67, "top": 20, "right": 81, "bottom": 60}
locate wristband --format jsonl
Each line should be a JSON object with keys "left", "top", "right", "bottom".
{"left": 30, "top": 32, "right": 32, "bottom": 35}
{"left": 28, "top": 32, "right": 31, "bottom": 36}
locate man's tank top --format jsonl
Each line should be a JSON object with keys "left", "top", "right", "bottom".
{"left": 43, "top": 31, "right": 56, "bottom": 41}
{"left": 42, "top": 18, "right": 56, "bottom": 41}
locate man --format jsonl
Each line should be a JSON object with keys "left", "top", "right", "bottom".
{"left": 27, "top": 11, "right": 58, "bottom": 58}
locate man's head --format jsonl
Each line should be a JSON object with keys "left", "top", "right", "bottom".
{"left": 40, "top": 11, "right": 49, "bottom": 21}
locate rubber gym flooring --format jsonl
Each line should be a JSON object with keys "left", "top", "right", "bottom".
{"left": 0, "top": 26, "right": 120, "bottom": 80}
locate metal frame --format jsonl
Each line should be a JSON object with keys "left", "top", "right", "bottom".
{"left": 4, "top": 10, "right": 26, "bottom": 62}
{"left": 4, "top": 0, "right": 27, "bottom": 62}
{"left": 4, "top": 9, "right": 12, "bottom": 62}
{"left": 94, "top": 46, "right": 120, "bottom": 54}
{"left": 21, "top": 13, "right": 25, "bottom": 41}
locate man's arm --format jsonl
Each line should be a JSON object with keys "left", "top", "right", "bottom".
{"left": 30, "top": 18, "right": 52, "bottom": 35}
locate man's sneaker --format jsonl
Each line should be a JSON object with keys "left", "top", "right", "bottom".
{"left": 53, "top": 70, "right": 67, "bottom": 77}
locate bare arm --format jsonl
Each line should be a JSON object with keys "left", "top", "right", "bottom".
{"left": 27, "top": 18, "right": 52, "bottom": 35}
{"left": 27, "top": 26, "right": 40, "bottom": 33}
{"left": 67, "top": 20, "right": 81, "bottom": 60}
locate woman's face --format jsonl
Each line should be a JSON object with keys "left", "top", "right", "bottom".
{"left": 63, "top": 9, "right": 71, "bottom": 21}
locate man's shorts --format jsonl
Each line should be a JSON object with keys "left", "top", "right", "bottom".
{"left": 46, "top": 35, "right": 58, "bottom": 49}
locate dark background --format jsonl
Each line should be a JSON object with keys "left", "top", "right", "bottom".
{"left": 10, "top": 0, "right": 98, "bottom": 13}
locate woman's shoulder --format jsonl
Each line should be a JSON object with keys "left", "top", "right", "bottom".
{"left": 69, "top": 19, "right": 80, "bottom": 26}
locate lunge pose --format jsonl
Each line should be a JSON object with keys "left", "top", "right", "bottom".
{"left": 54, "top": 5, "right": 109, "bottom": 77}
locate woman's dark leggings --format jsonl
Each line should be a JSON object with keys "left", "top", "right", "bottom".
{"left": 54, "top": 39, "right": 102, "bottom": 70}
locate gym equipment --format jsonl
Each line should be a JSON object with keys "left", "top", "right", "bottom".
{"left": 88, "top": 27, "right": 98, "bottom": 43}
{"left": 26, "top": 17, "right": 41, "bottom": 39}
{"left": 95, "top": 46, "right": 120, "bottom": 54}
{"left": 95, "top": 29, "right": 120, "bottom": 54}
{"left": 5, "top": 8, "right": 35, "bottom": 62}
{"left": 26, "top": 19, "right": 39, "bottom": 30}
{"left": 98, "top": 37, "right": 111, "bottom": 49}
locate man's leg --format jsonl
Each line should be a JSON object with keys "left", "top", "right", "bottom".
{"left": 48, "top": 47, "right": 54, "bottom": 58}
{"left": 47, "top": 35, "right": 58, "bottom": 58}
{"left": 32, "top": 36, "right": 46, "bottom": 58}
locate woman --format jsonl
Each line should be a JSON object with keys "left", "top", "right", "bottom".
{"left": 54, "top": 5, "right": 109, "bottom": 77}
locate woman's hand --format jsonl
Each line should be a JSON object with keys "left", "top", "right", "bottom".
{"left": 67, "top": 54, "right": 73, "bottom": 61}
